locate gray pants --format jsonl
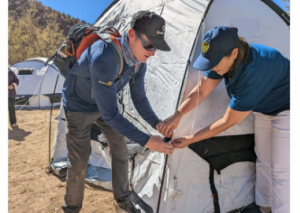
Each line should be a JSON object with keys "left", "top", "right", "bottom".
{"left": 62, "top": 111, "right": 130, "bottom": 213}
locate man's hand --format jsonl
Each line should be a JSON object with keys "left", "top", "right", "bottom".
{"left": 8, "top": 85, "right": 14, "bottom": 90}
{"left": 145, "top": 136, "right": 174, "bottom": 155}
{"left": 156, "top": 111, "right": 182, "bottom": 137}
{"left": 172, "top": 135, "right": 195, "bottom": 149}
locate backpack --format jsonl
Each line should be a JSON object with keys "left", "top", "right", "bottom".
{"left": 45, "top": 23, "right": 140, "bottom": 80}
{"left": 45, "top": 23, "right": 141, "bottom": 112}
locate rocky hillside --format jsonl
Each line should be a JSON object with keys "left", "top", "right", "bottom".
{"left": 9, "top": 0, "right": 89, "bottom": 65}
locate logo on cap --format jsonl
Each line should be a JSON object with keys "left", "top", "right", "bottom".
{"left": 202, "top": 41, "right": 209, "bottom": 53}
{"left": 156, "top": 25, "right": 165, "bottom": 35}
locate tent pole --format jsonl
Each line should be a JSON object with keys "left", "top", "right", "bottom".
{"left": 174, "top": 0, "right": 214, "bottom": 109}
{"left": 156, "top": 154, "right": 168, "bottom": 213}
{"left": 48, "top": 73, "right": 60, "bottom": 171}
{"left": 157, "top": 1, "right": 216, "bottom": 211}
{"left": 38, "top": 68, "right": 45, "bottom": 108}
{"left": 156, "top": 3, "right": 214, "bottom": 211}
{"left": 156, "top": 137, "right": 171, "bottom": 213}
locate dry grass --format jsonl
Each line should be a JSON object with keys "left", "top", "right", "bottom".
{"left": 8, "top": 109, "right": 115, "bottom": 213}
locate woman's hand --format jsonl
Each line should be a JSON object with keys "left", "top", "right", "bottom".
{"left": 172, "top": 135, "right": 196, "bottom": 149}
{"left": 156, "top": 111, "right": 182, "bottom": 137}
{"left": 171, "top": 108, "right": 252, "bottom": 149}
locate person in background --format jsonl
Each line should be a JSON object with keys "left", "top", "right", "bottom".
{"left": 8, "top": 67, "right": 19, "bottom": 128}
{"left": 157, "top": 26, "right": 290, "bottom": 213}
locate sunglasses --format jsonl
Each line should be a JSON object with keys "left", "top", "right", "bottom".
{"left": 134, "top": 30, "right": 156, "bottom": 52}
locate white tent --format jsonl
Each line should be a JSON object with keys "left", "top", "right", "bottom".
{"left": 9, "top": 57, "right": 65, "bottom": 109}
{"left": 50, "top": 0, "right": 290, "bottom": 212}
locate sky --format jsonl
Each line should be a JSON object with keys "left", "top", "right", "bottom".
{"left": 273, "top": 0, "right": 290, "bottom": 11}
{"left": 39, "top": 0, "right": 114, "bottom": 24}
{"left": 38, "top": 0, "right": 289, "bottom": 24}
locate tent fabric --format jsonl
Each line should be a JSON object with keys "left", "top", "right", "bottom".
{"left": 51, "top": 108, "right": 114, "bottom": 190}
{"left": 51, "top": 106, "right": 145, "bottom": 191}
{"left": 9, "top": 58, "right": 65, "bottom": 109}
{"left": 50, "top": 0, "right": 290, "bottom": 212}
{"left": 261, "top": 0, "right": 290, "bottom": 25}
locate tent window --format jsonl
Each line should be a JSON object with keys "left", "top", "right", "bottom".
{"left": 18, "top": 68, "right": 34, "bottom": 75}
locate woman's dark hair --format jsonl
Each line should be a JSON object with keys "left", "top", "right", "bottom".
{"left": 225, "top": 37, "right": 250, "bottom": 80}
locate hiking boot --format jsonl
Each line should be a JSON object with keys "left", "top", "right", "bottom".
{"left": 11, "top": 123, "right": 18, "bottom": 128}
{"left": 260, "top": 206, "right": 271, "bottom": 213}
{"left": 114, "top": 191, "right": 154, "bottom": 213}
{"left": 114, "top": 201, "right": 141, "bottom": 213}
{"left": 129, "top": 191, "right": 154, "bottom": 213}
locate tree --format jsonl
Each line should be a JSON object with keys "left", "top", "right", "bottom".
{"left": 282, "top": 0, "right": 290, "bottom": 15}
{"left": 8, "top": 8, "right": 65, "bottom": 65}
{"left": 9, "top": 14, "right": 37, "bottom": 64}
{"left": 8, "top": 0, "right": 86, "bottom": 65}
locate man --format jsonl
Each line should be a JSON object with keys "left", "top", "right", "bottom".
{"left": 8, "top": 67, "right": 19, "bottom": 128}
{"left": 62, "top": 11, "right": 173, "bottom": 213}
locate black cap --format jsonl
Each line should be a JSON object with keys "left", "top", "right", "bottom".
{"left": 131, "top": 11, "right": 171, "bottom": 51}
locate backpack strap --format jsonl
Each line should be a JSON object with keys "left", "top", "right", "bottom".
{"left": 74, "top": 26, "right": 123, "bottom": 81}
{"left": 131, "top": 63, "right": 142, "bottom": 83}
{"left": 44, "top": 52, "right": 57, "bottom": 66}
{"left": 89, "top": 30, "right": 123, "bottom": 100}
{"left": 96, "top": 32, "right": 124, "bottom": 81}
{"left": 209, "top": 164, "right": 221, "bottom": 213}
{"left": 134, "top": 63, "right": 141, "bottom": 75}
{"left": 75, "top": 33, "right": 100, "bottom": 60}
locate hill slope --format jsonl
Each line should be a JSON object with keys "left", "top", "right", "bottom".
{"left": 8, "top": 0, "right": 88, "bottom": 65}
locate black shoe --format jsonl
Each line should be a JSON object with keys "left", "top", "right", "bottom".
{"left": 114, "top": 191, "right": 154, "bottom": 213}
{"left": 114, "top": 201, "right": 141, "bottom": 213}
{"left": 129, "top": 191, "right": 154, "bottom": 213}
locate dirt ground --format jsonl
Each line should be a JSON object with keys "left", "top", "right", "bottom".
{"left": 8, "top": 109, "right": 115, "bottom": 213}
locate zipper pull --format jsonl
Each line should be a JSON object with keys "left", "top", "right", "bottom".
{"left": 99, "top": 80, "right": 112, "bottom": 86}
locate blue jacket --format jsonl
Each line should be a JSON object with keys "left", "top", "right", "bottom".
{"left": 62, "top": 39, "right": 160, "bottom": 146}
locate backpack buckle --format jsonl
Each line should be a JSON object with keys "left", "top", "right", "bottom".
{"left": 65, "top": 40, "right": 75, "bottom": 56}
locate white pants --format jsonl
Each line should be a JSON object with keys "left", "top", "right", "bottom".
{"left": 254, "top": 111, "right": 290, "bottom": 213}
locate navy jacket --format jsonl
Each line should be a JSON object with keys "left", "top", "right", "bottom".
{"left": 62, "top": 39, "right": 160, "bottom": 146}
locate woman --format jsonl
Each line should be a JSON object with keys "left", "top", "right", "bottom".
{"left": 157, "top": 26, "right": 290, "bottom": 213}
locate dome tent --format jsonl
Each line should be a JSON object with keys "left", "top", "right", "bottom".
{"left": 50, "top": 0, "right": 289, "bottom": 212}
{"left": 9, "top": 57, "right": 65, "bottom": 109}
